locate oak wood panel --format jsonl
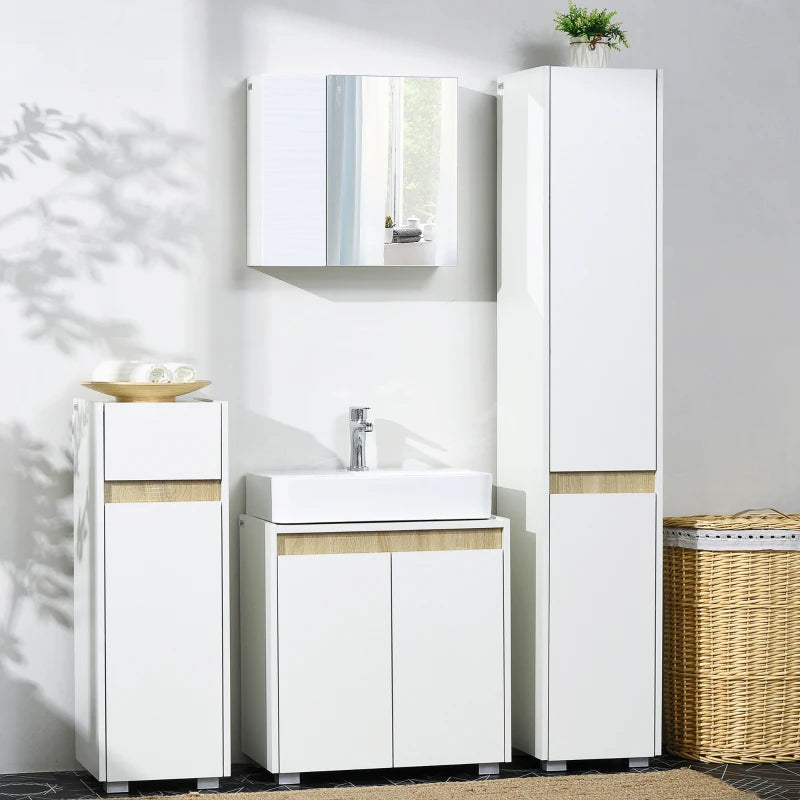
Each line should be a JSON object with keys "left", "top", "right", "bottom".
{"left": 549, "top": 472, "right": 655, "bottom": 494}
{"left": 104, "top": 480, "right": 221, "bottom": 503}
{"left": 277, "top": 528, "right": 503, "bottom": 556}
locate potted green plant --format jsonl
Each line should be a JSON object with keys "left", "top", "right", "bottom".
{"left": 554, "top": 2, "right": 629, "bottom": 67}
{"left": 384, "top": 215, "right": 394, "bottom": 244}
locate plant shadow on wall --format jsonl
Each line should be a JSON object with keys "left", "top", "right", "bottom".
{"left": 0, "top": 421, "right": 75, "bottom": 760}
{"left": 0, "top": 103, "right": 202, "bottom": 353}
{"left": 0, "top": 104, "right": 202, "bottom": 763}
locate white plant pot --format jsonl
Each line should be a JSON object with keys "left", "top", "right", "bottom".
{"left": 384, "top": 228, "right": 394, "bottom": 244}
{"left": 569, "top": 37, "right": 612, "bottom": 67}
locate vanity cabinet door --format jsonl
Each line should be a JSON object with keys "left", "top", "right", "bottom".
{"left": 391, "top": 549, "right": 505, "bottom": 767}
{"left": 104, "top": 502, "right": 224, "bottom": 781}
{"left": 277, "top": 553, "right": 393, "bottom": 773}
{"left": 548, "top": 492, "right": 656, "bottom": 760}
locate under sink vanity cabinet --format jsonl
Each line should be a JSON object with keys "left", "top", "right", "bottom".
{"left": 72, "top": 399, "right": 230, "bottom": 793}
{"left": 497, "top": 68, "right": 663, "bottom": 769}
{"left": 240, "top": 471, "right": 510, "bottom": 783}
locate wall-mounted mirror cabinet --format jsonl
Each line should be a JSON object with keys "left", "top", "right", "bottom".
{"left": 247, "top": 75, "right": 457, "bottom": 268}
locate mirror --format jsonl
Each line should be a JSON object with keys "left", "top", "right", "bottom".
{"left": 326, "top": 76, "right": 457, "bottom": 267}
{"left": 246, "top": 75, "right": 458, "bottom": 269}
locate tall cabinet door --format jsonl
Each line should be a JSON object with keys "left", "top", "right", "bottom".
{"left": 392, "top": 550, "right": 505, "bottom": 767}
{"left": 105, "top": 502, "right": 223, "bottom": 781}
{"left": 549, "top": 68, "right": 657, "bottom": 472}
{"left": 277, "top": 553, "right": 393, "bottom": 773}
{"left": 548, "top": 493, "right": 656, "bottom": 760}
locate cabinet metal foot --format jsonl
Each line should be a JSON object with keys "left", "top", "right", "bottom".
{"left": 478, "top": 763, "right": 499, "bottom": 776}
{"left": 276, "top": 773, "right": 300, "bottom": 785}
{"left": 628, "top": 757, "right": 649, "bottom": 769}
{"left": 197, "top": 778, "right": 219, "bottom": 790}
{"left": 542, "top": 760, "right": 567, "bottom": 772}
{"left": 103, "top": 783, "right": 129, "bottom": 794}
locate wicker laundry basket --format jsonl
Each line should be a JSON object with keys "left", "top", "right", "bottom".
{"left": 663, "top": 509, "right": 800, "bottom": 763}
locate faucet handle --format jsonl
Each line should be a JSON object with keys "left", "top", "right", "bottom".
{"left": 349, "top": 406, "right": 371, "bottom": 423}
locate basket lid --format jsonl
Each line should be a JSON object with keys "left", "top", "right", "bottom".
{"left": 664, "top": 508, "right": 800, "bottom": 531}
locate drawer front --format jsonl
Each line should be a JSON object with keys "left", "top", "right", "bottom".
{"left": 104, "top": 403, "right": 221, "bottom": 481}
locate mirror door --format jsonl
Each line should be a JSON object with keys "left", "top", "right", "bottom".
{"left": 326, "top": 76, "right": 457, "bottom": 267}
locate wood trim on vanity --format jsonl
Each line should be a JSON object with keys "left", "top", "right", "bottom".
{"left": 277, "top": 528, "right": 503, "bottom": 556}
{"left": 104, "top": 480, "right": 222, "bottom": 503}
{"left": 549, "top": 471, "right": 655, "bottom": 494}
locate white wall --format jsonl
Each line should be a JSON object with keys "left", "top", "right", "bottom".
{"left": 0, "top": 0, "right": 798, "bottom": 774}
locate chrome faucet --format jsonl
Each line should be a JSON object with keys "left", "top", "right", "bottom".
{"left": 349, "top": 406, "right": 373, "bottom": 471}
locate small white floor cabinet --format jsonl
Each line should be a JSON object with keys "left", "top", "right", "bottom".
{"left": 497, "top": 67, "right": 663, "bottom": 768}
{"left": 239, "top": 515, "right": 511, "bottom": 782}
{"left": 73, "top": 399, "right": 231, "bottom": 792}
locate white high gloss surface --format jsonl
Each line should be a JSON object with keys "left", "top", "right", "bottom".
{"left": 548, "top": 493, "right": 657, "bottom": 760}
{"left": 247, "top": 75, "right": 327, "bottom": 267}
{"left": 549, "top": 67, "right": 657, "bottom": 471}
{"left": 277, "top": 553, "right": 393, "bottom": 772}
{"left": 105, "top": 502, "right": 224, "bottom": 781}
{"left": 246, "top": 468, "right": 492, "bottom": 524}
{"left": 497, "top": 66, "right": 662, "bottom": 763}
{"left": 73, "top": 400, "right": 231, "bottom": 784}
{"left": 391, "top": 549, "right": 505, "bottom": 767}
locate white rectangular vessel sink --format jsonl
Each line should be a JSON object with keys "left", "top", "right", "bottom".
{"left": 246, "top": 468, "right": 492, "bottom": 524}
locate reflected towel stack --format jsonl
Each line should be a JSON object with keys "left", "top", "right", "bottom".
{"left": 92, "top": 360, "right": 197, "bottom": 384}
{"left": 392, "top": 224, "right": 422, "bottom": 244}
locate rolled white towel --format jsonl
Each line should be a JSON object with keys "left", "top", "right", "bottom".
{"left": 91, "top": 360, "right": 173, "bottom": 383}
{"left": 165, "top": 362, "right": 196, "bottom": 383}
{"left": 125, "top": 362, "right": 172, "bottom": 383}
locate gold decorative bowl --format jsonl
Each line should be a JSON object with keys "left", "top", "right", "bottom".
{"left": 81, "top": 381, "right": 211, "bottom": 402}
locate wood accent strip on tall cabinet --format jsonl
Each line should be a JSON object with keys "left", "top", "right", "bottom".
{"left": 104, "top": 480, "right": 222, "bottom": 503}
{"left": 549, "top": 472, "right": 655, "bottom": 494}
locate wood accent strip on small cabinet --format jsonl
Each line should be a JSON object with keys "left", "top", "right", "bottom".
{"left": 277, "top": 528, "right": 503, "bottom": 556}
{"left": 104, "top": 480, "right": 222, "bottom": 503}
{"left": 549, "top": 471, "right": 655, "bottom": 495}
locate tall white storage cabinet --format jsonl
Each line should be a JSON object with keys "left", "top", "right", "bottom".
{"left": 73, "top": 399, "right": 231, "bottom": 793}
{"left": 497, "top": 67, "right": 662, "bottom": 769}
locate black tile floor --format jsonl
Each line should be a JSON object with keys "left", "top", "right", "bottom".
{"left": 2, "top": 754, "right": 800, "bottom": 800}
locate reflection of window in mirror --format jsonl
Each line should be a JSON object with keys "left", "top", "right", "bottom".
{"left": 326, "top": 75, "right": 456, "bottom": 267}
{"left": 385, "top": 78, "right": 443, "bottom": 229}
